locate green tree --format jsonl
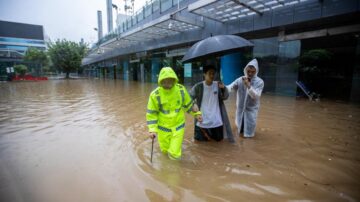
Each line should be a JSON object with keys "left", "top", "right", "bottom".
{"left": 299, "top": 49, "right": 332, "bottom": 93}
{"left": 24, "top": 48, "right": 49, "bottom": 75}
{"left": 48, "top": 39, "right": 88, "bottom": 79}
{"left": 24, "top": 47, "right": 49, "bottom": 67}
{"left": 14, "top": 64, "right": 28, "bottom": 76}
{"left": 299, "top": 49, "right": 332, "bottom": 74}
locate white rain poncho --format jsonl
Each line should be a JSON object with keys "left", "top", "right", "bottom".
{"left": 227, "top": 59, "right": 264, "bottom": 137}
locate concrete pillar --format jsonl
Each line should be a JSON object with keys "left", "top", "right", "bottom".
{"left": 151, "top": 58, "right": 161, "bottom": 83}
{"left": 220, "top": 52, "right": 245, "bottom": 85}
{"left": 140, "top": 63, "right": 145, "bottom": 82}
{"left": 123, "top": 60, "right": 129, "bottom": 80}
{"left": 113, "top": 65, "right": 116, "bottom": 80}
{"left": 106, "top": 0, "right": 113, "bottom": 33}
{"left": 97, "top": 11, "right": 103, "bottom": 40}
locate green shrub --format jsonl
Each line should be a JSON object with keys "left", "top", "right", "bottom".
{"left": 14, "top": 64, "right": 28, "bottom": 76}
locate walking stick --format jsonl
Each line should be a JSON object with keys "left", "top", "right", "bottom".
{"left": 150, "top": 137, "right": 154, "bottom": 163}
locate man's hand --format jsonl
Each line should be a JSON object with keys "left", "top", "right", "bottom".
{"left": 242, "top": 76, "right": 251, "bottom": 89}
{"left": 228, "top": 83, "right": 238, "bottom": 91}
{"left": 148, "top": 132, "right": 157, "bottom": 139}
{"left": 192, "top": 103, "right": 199, "bottom": 112}
{"left": 218, "top": 81, "right": 225, "bottom": 89}
{"left": 196, "top": 114, "right": 203, "bottom": 123}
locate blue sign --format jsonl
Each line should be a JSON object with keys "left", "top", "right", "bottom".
{"left": 184, "top": 63, "right": 192, "bottom": 78}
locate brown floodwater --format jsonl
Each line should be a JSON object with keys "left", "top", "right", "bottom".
{"left": 0, "top": 79, "right": 359, "bottom": 202}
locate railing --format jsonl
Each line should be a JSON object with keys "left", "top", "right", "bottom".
{"left": 92, "top": 0, "right": 185, "bottom": 49}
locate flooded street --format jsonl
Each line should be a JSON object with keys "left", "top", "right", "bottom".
{"left": 0, "top": 80, "right": 359, "bottom": 202}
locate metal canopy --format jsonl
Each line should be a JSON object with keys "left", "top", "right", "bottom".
{"left": 188, "top": 0, "right": 309, "bottom": 23}
{"left": 85, "top": 13, "right": 204, "bottom": 59}
{"left": 120, "top": 13, "right": 203, "bottom": 43}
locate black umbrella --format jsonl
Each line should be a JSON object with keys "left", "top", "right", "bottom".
{"left": 182, "top": 35, "right": 253, "bottom": 63}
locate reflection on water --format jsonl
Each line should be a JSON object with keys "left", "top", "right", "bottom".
{"left": 0, "top": 80, "right": 359, "bottom": 202}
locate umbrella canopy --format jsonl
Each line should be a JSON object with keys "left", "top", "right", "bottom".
{"left": 182, "top": 35, "right": 253, "bottom": 63}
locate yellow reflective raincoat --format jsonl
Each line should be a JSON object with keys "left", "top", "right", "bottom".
{"left": 146, "top": 67, "right": 201, "bottom": 159}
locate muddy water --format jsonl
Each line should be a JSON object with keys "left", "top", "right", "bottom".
{"left": 0, "top": 79, "right": 359, "bottom": 202}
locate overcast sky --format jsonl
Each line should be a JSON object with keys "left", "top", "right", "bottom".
{"left": 0, "top": 0, "right": 146, "bottom": 44}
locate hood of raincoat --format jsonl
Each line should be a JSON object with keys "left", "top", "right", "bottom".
{"left": 243, "top": 59, "right": 259, "bottom": 78}
{"left": 158, "top": 67, "right": 179, "bottom": 87}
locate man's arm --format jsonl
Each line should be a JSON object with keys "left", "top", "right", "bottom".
{"left": 146, "top": 94, "right": 159, "bottom": 138}
{"left": 183, "top": 87, "right": 202, "bottom": 122}
{"left": 218, "top": 81, "right": 229, "bottom": 100}
{"left": 226, "top": 78, "right": 239, "bottom": 92}
{"left": 248, "top": 80, "right": 264, "bottom": 100}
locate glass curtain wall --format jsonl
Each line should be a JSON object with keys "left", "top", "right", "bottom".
{"left": 252, "top": 37, "right": 300, "bottom": 96}
{"left": 276, "top": 40, "right": 301, "bottom": 96}
{"left": 252, "top": 37, "right": 279, "bottom": 94}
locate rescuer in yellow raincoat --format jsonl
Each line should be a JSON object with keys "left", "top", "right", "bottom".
{"left": 146, "top": 67, "right": 202, "bottom": 160}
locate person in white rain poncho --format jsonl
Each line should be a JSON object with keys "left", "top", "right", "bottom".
{"left": 227, "top": 59, "right": 264, "bottom": 138}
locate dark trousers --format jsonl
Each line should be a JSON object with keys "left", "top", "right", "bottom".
{"left": 195, "top": 125, "right": 224, "bottom": 142}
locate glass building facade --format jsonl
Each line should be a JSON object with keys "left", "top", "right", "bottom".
{"left": 83, "top": 0, "right": 360, "bottom": 102}
{"left": 0, "top": 20, "right": 46, "bottom": 80}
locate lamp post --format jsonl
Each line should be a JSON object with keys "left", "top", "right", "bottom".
{"left": 112, "top": 3, "right": 119, "bottom": 31}
{"left": 112, "top": 3, "right": 118, "bottom": 16}
{"left": 93, "top": 27, "right": 99, "bottom": 43}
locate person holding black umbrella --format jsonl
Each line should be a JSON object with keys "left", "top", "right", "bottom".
{"left": 227, "top": 59, "right": 264, "bottom": 138}
{"left": 190, "top": 65, "right": 234, "bottom": 142}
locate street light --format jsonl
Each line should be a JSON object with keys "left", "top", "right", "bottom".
{"left": 112, "top": 3, "right": 120, "bottom": 34}
{"left": 112, "top": 3, "right": 119, "bottom": 23}
{"left": 92, "top": 27, "right": 99, "bottom": 44}
{"left": 112, "top": 3, "right": 118, "bottom": 10}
